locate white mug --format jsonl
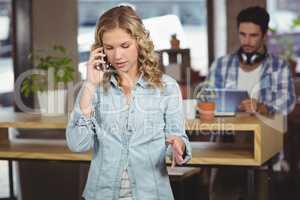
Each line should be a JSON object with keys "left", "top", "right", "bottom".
{"left": 182, "top": 99, "right": 197, "bottom": 119}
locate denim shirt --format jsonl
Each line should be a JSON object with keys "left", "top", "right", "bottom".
{"left": 66, "top": 74, "right": 192, "bottom": 200}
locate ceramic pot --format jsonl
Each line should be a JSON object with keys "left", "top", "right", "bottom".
{"left": 37, "top": 89, "right": 67, "bottom": 116}
{"left": 197, "top": 101, "right": 215, "bottom": 122}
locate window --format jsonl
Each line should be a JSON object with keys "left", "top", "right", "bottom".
{"left": 77, "top": 0, "right": 208, "bottom": 78}
{"left": 267, "top": 0, "right": 300, "bottom": 74}
{"left": 0, "top": 0, "right": 13, "bottom": 107}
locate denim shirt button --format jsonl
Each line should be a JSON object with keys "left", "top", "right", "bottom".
{"left": 127, "top": 125, "right": 134, "bottom": 131}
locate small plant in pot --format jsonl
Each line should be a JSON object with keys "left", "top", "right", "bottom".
{"left": 21, "top": 45, "right": 75, "bottom": 116}
{"left": 194, "top": 82, "right": 216, "bottom": 122}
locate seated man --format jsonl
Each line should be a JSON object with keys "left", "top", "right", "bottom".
{"left": 204, "top": 6, "right": 296, "bottom": 200}
{"left": 206, "top": 6, "right": 295, "bottom": 116}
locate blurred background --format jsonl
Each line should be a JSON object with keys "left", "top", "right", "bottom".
{"left": 1, "top": 0, "right": 300, "bottom": 199}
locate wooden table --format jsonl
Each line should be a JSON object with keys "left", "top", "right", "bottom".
{"left": 0, "top": 110, "right": 284, "bottom": 200}
{"left": 0, "top": 111, "right": 283, "bottom": 164}
{"left": 186, "top": 114, "right": 283, "bottom": 166}
{"left": 0, "top": 110, "right": 88, "bottom": 161}
{"left": 185, "top": 114, "right": 284, "bottom": 200}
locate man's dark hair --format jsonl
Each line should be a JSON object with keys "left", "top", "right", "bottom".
{"left": 237, "top": 6, "right": 270, "bottom": 34}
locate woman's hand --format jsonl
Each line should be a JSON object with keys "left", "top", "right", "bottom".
{"left": 166, "top": 135, "right": 186, "bottom": 168}
{"left": 86, "top": 47, "right": 106, "bottom": 86}
{"left": 79, "top": 47, "right": 106, "bottom": 117}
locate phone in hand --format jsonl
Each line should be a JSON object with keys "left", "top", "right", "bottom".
{"left": 95, "top": 55, "right": 110, "bottom": 71}
{"left": 93, "top": 43, "right": 112, "bottom": 72}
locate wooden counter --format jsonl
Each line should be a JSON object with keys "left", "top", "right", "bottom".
{"left": 0, "top": 110, "right": 67, "bottom": 129}
{"left": 186, "top": 114, "right": 283, "bottom": 166}
{"left": 0, "top": 111, "right": 283, "bottom": 166}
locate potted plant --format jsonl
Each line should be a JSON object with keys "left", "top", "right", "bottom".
{"left": 268, "top": 17, "right": 300, "bottom": 78}
{"left": 193, "top": 81, "right": 216, "bottom": 122}
{"left": 170, "top": 33, "right": 180, "bottom": 49}
{"left": 21, "top": 45, "right": 75, "bottom": 116}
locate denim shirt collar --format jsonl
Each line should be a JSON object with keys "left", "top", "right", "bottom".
{"left": 110, "top": 72, "right": 148, "bottom": 89}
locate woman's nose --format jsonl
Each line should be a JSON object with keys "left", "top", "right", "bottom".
{"left": 113, "top": 48, "right": 122, "bottom": 60}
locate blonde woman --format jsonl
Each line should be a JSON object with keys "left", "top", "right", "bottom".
{"left": 66, "top": 5, "right": 191, "bottom": 200}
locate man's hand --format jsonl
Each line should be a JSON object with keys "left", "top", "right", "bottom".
{"left": 239, "top": 98, "right": 257, "bottom": 113}
{"left": 166, "top": 135, "right": 186, "bottom": 168}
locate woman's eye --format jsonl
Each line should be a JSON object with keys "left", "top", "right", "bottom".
{"left": 105, "top": 46, "right": 113, "bottom": 50}
{"left": 122, "top": 44, "right": 130, "bottom": 48}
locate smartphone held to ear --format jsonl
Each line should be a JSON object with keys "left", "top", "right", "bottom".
{"left": 95, "top": 56, "right": 111, "bottom": 71}
{"left": 93, "top": 43, "right": 112, "bottom": 72}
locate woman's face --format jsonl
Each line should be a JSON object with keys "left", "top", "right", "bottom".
{"left": 102, "top": 28, "right": 139, "bottom": 77}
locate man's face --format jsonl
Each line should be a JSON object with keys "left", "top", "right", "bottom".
{"left": 238, "top": 22, "right": 265, "bottom": 53}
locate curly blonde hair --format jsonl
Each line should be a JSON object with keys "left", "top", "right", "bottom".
{"left": 92, "top": 5, "right": 163, "bottom": 89}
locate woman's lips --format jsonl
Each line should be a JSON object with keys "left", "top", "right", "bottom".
{"left": 115, "top": 61, "right": 127, "bottom": 68}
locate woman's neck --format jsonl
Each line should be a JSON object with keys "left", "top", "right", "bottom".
{"left": 119, "top": 68, "right": 139, "bottom": 87}
{"left": 119, "top": 72, "right": 139, "bottom": 96}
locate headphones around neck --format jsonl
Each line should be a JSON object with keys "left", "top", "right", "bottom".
{"left": 237, "top": 47, "right": 267, "bottom": 65}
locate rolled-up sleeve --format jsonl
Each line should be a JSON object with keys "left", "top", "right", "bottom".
{"left": 66, "top": 84, "right": 105, "bottom": 152}
{"left": 163, "top": 78, "right": 192, "bottom": 164}
{"left": 273, "top": 61, "right": 296, "bottom": 115}
{"left": 260, "top": 60, "right": 296, "bottom": 115}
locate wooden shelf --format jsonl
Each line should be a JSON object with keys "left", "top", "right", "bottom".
{"left": 0, "top": 138, "right": 91, "bottom": 161}
{"left": 189, "top": 142, "right": 255, "bottom": 166}
{"left": 186, "top": 116, "right": 260, "bottom": 131}
{"left": 0, "top": 111, "right": 284, "bottom": 166}
{"left": 0, "top": 139, "right": 255, "bottom": 166}
{"left": 0, "top": 111, "right": 67, "bottom": 129}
